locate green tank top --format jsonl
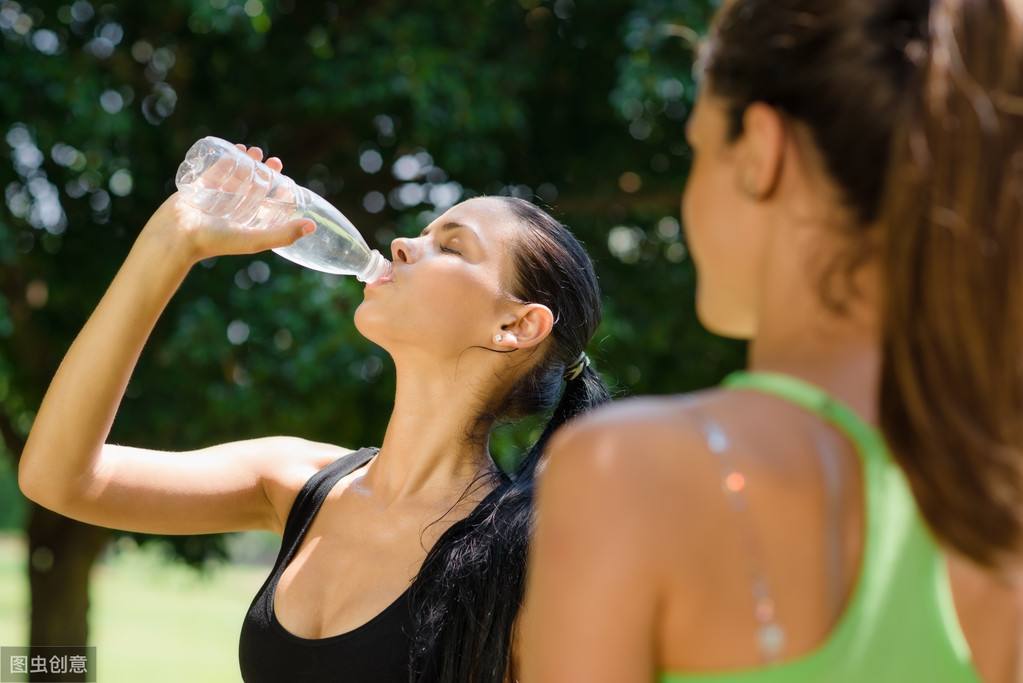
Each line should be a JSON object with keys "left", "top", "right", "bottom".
{"left": 660, "top": 371, "right": 981, "bottom": 683}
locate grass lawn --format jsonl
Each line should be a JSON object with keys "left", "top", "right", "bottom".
{"left": 0, "top": 535, "right": 26, "bottom": 650}
{"left": 0, "top": 533, "right": 277, "bottom": 683}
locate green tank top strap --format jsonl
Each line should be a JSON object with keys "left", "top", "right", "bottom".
{"left": 721, "top": 371, "right": 887, "bottom": 467}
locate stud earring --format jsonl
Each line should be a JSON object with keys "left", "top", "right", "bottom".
{"left": 744, "top": 178, "right": 762, "bottom": 200}
{"left": 494, "top": 334, "right": 503, "bottom": 343}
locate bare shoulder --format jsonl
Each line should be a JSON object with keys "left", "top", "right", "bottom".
{"left": 242, "top": 436, "right": 357, "bottom": 532}
{"left": 542, "top": 390, "right": 726, "bottom": 501}
{"left": 535, "top": 390, "right": 747, "bottom": 563}
{"left": 248, "top": 435, "right": 354, "bottom": 467}
{"left": 215, "top": 435, "right": 352, "bottom": 481}
{"left": 541, "top": 385, "right": 814, "bottom": 511}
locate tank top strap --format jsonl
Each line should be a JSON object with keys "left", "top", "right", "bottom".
{"left": 721, "top": 371, "right": 887, "bottom": 468}
{"left": 721, "top": 371, "right": 971, "bottom": 661}
{"left": 280, "top": 446, "right": 379, "bottom": 549}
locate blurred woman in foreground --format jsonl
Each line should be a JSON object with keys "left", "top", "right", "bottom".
{"left": 525, "top": 0, "right": 1023, "bottom": 681}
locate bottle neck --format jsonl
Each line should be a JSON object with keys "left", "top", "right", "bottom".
{"left": 357, "top": 250, "right": 393, "bottom": 283}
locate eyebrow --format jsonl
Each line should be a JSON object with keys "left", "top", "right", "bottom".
{"left": 421, "top": 221, "right": 480, "bottom": 239}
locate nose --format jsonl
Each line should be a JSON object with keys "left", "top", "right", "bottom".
{"left": 391, "top": 236, "right": 417, "bottom": 264}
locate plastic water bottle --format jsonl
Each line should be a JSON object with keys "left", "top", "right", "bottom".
{"left": 174, "top": 136, "right": 392, "bottom": 283}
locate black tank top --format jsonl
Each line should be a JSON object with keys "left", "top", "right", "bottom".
{"left": 238, "top": 447, "right": 416, "bottom": 682}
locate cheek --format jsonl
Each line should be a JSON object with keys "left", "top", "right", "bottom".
{"left": 682, "top": 158, "right": 760, "bottom": 338}
{"left": 418, "top": 267, "right": 495, "bottom": 316}
{"left": 411, "top": 274, "right": 503, "bottom": 351}
{"left": 682, "top": 157, "right": 731, "bottom": 273}
{"left": 357, "top": 262, "right": 502, "bottom": 350}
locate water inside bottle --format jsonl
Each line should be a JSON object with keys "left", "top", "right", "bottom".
{"left": 248, "top": 195, "right": 297, "bottom": 231}
{"left": 177, "top": 150, "right": 253, "bottom": 217}
{"left": 177, "top": 186, "right": 245, "bottom": 215}
{"left": 178, "top": 146, "right": 300, "bottom": 229}
{"left": 275, "top": 211, "right": 359, "bottom": 267}
{"left": 230, "top": 164, "right": 274, "bottom": 225}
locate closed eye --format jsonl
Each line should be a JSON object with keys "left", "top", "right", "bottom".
{"left": 440, "top": 245, "right": 461, "bottom": 255}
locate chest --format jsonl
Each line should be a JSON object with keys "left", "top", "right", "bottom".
{"left": 273, "top": 493, "right": 453, "bottom": 640}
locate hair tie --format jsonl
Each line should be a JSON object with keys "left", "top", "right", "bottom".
{"left": 563, "top": 352, "right": 590, "bottom": 381}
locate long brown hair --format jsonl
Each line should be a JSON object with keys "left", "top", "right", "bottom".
{"left": 880, "top": 0, "right": 1023, "bottom": 567}
{"left": 703, "top": 0, "right": 1023, "bottom": 567}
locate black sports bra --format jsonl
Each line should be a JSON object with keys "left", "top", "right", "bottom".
{"left": 238, "top": 447, "right": 416, "bottom": 682}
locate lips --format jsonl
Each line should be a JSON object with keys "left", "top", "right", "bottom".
{"left": 365, "top": 273, "right": 393, "bottom": 289}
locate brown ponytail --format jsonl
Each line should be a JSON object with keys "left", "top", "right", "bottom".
{"left": 879, "top": 0, "right": 1023, "bottom": 567}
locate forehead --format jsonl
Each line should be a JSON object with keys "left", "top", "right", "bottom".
{"left": 432, "top": 198, "right": 522, "bottom": 245}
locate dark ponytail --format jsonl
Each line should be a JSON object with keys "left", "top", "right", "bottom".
{"left": 879, "top": 0, "right": 1023, "bottom": 567}
{"left": 408, "top": 198, "right": 610, "bottom": 681}
{"left": 704, "top": 0, "right": 1023, "bottom": 567}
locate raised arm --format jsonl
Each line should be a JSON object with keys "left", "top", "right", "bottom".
{"left": 19, "top": 152, "right": 329, "bottom": 536}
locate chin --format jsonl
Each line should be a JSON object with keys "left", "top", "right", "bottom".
{"left": 695, "top": 296, "right": 755, "bottom": 340}
{"left": 354, "top": 303, "right": 419, "bottom": 358}
{"left": 353, "top": 303, "right": 383, "bottom": 345}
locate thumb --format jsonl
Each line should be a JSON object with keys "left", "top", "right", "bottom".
{"left": 282, "top": 218, "right": 317, "bottom": 245}
{"left": 248, "top": 218, "right": 316, "bottom": 252}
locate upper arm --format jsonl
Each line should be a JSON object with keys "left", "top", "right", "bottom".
{"left": 522, "top": 416, "right": 665, "bottom": 683}
{"left": 27, "top": 436, "right": 345, "bottom": 536}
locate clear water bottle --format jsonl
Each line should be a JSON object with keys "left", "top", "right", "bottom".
{"left": 174, "top": 136, "right": 392, "bottom": 283}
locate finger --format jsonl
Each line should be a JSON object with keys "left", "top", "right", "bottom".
{"left": 265, "top": 156, "right": 283, "bottom": 172}
{"left": 288, "top": 218, "right": 316, "bottom": 240}
{"left": 283, "top": 218, "right": 316, "bottom": 245}
{"left": 246, "top": 219, "right": 315, "bottom": 252}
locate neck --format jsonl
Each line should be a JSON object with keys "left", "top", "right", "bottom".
{"left": 365, "top": 354, "right": 498, "bottom": 505}
{"left": 748, "top": 217, "right": 883, "bottom": 422}
{"left": 747, "top": 324, "right": 880, "bottom": 423}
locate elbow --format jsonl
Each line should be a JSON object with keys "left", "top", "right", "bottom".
{"left": 18, "top": 443, "right": 79, "bottom": 513}
{"left": 18, "top": 450, "right": 52, "bottom": 508}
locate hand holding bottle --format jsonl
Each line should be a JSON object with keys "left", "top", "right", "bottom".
{"left": 142, "top": 145, "right": 315, "bottom": 267}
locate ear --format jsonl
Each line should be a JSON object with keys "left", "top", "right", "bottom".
{"left": 737, "top": 102, "right": 786, "bottom": 200}
{"left": 494, "top": 303, "right": 555, "bottom": 350}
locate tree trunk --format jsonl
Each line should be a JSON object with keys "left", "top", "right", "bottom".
{"left": 26, "top": 504, "right": 107, "bottom": 649}
{"left": 0, "top": 391, "right": 108, "bottom": 656}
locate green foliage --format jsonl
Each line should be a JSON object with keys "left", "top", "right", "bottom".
{"left": 0, "top": 0, "right": 740, "bottom": 564}
{"left": 0, "top": 454, "right": 27, "bottom": 530}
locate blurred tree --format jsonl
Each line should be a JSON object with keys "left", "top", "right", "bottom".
{"left": 0, "top": 0, "right": 739, "bottom": 650}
